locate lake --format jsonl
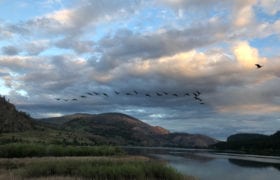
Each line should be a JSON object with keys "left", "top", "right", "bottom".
{"left": 123, "top": 147, "right": 280, "bottom": 180}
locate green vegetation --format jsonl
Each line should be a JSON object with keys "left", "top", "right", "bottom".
{"left": 21, "top": 159, "right": 186, "bottom": 179}
{"left": 0, "top": 157, "right": 194, "bottom": 180}
{"left": 0, "top": 143, "right": 123, "bottom": 158}
{"left": 212, "top": 131, "right": 280, "bottom": 156}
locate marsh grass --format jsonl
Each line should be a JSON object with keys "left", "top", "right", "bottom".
{"left": 0, "top": 143, "right": 123, "bottom": 157}
{"left": 0, "top": 156, "right": 195, "bottom": 180}
{"left": 19, "top": 159, "right": 187, "bottom": 179}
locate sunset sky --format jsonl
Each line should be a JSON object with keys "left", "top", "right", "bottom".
{"left": 0, "top": 0, "right": 280, "bottom": 139}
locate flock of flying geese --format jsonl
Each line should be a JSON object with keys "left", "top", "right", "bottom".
{"left": 55, "top": 64, "right": 263, "bottom": 105}
{"left": 56, "top": 90, "right": 205, "bottom": 104}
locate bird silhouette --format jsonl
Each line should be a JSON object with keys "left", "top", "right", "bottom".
{"left": 194, "top": 97, "right": 202, "bottom": 101}
{"left": 156, "top": 92, "right": 162, "bottom": 96}
{"left": 193, "top": 92, "right": 198, "bottom": 97}
{"left": 72, "top": 98, "right": 77, "bottom": 101}
{"left": 163, "top": 91, "right": 168, "bottom": 95}
{"left": 114, "top": 91, "right": 120, "bottom": 95}
{"left": 87, "top": 92, "right": 93, "bottom": 96}
{"left": 80, "top": 95, "right": 86, "bottom": 98}
{"left": 133, "top": 90, "right": 138, "bottom": 95}
{"left": 255, "top": 64, "right": 262, "bottom": 69}
{"left": 196, "top": 90, "right": 201, "bottom": 95}
{"left": 145, "top": 93, "right": 151, "bottom": 97}
{"left": 103, "top": 93, "right": 108, "bottom": 97}
{"left": 184, "top": 93, "right": 190, "bottom": 96}
{"left": 200, "top": 102, "right": 205, "bottom": 105}
{"left": 173, "top": 93, "right": 178, "bottom": 97}
{"left": 126, "top": 93, "right": 132, "bottom": 96}
{"left": 93, "top": 92, "right": 99, "bottom": 95}
{"left": 55, "top": 98, "right": 61, "bottom": 101}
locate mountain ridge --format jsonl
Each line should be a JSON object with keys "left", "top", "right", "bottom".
{"left": 42, "top": 112, "right": 218, "bottom": 148}
{"left": 0, "top": 97, "right": 218, "bottom": 148}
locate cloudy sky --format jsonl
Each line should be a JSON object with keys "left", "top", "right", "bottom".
{"left": 1, "top": 0, "right": 280, "bottom": 140}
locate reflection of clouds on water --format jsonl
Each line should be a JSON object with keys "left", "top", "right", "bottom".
{"left": 124, "top": 147, "right": 280, "bottom": 180}
{"left": 228, "top": 158, "right": 280, "bottom": 171}
{"left": 172, "top": 152, "right": 215, "bottom": 163}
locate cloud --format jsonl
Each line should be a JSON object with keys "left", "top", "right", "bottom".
{"left": 92, "top": 20, "right": 230, "bottom": 70}
{"left": 25, "top": 0, "right": 141, "bottom": 36}
{"left": 1, "top": 0, "right": 280, "bottom": 139}
{"left": 217, "top": 104, "right": 280, "bottom": 114}
{"left": 258, "top": 0, "right": 280, "bottom": 15}
{"left": 232, "top": 41, "right": 266, "bottom": 69}
{"left": 24, "top": 40, "right": 50, "bottom": 55}
{"left": 232, "top": 0, "right": 257, "bottom": 27}
{"left": 1, "top": 45, "right": 21, "bottom": 55}
{"left": 55, "top": 37, "right": 94, "bottom": 54}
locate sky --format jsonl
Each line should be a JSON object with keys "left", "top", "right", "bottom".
{"left": 0, "top": 0, "right": 280, "bottom": 140}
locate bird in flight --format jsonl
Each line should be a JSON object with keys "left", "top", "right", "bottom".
{"left": 133, "top": 90, "right": 138, "bottom": 95}
{"left": 87, "top": 92, "right": 93, "bottom": 96}
{"left": 103, "top": 93, "right": 109, "bottom": 97}
{"left": 163, "top": 91, "right": 168, "bottom": 95}
{"left": 80, "top": 95, "right": 86, "bottom": 98}
{"left": 72, "top": 98, "right": 77, "bottom": 101}
{"left": 156, "top": 92, "right": 162, "bottom": 96}
{"left": 145, "top": 93, "right": 151, "bottom": 97}
{"left": 184, "top": 93, "right": 190, "bottom": 96}
{"left": 114, "top": 91, "right": 120, "bottom": 95}
{"left": 93, "top": 92, "right": 99, "bottom": 95}
{"left": 194, "top": 96, "right": 202, "bottom": 101}
{"left": 173, "top": 93, "right": 178, "bottom": 97}
{"left": 255, "top": 64, "right": 262, "bottom": 69}
{"left": 55, "top": 98, "right": 61, "bottom": 101}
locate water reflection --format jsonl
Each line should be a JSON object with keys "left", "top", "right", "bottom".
{"left": 123, "top": 147, "right": 280, "bottom": 180}
{"left": 229, "top": 158, "right": 280, "bottom": 171}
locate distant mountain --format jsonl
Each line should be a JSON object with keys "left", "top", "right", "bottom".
{"left": 0, "top": 96, "right": 217, "bottom": 148}
{"left": 0, "top": 96, "right": 34, "bottom": 133}
{"left": 42, "top": 112, "right": 218, "bottom": 148}
{"left": 211, "top": 131, "right": 280, "bottom": 155}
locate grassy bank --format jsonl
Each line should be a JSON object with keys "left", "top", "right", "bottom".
{"left": 0, "top": 143, "right": 123, "bottom": 157}
{"left": 0, "top": 156, "right": 195, "bottom": 180}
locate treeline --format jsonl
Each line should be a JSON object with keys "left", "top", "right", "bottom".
{"left": 0, "top": 143, "right": 123, "bottom": 158}
{"left": 211, "top": 131, "right": 280, "bottom": 155}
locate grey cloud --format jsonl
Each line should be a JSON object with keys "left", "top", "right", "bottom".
{"left": 24, "top": 40, "right": 50, "bottom": 55}
{"left": 24, "top": 0, "right": 141, "bottom": 36}
{"left": 92, "top": 21, "right": 229, "bottom": 71}
{"left": 1, "top": 45, "right": 21, "bottom": 55}
{"left": 55, "top": 37, "right": 94, "bottom": 54}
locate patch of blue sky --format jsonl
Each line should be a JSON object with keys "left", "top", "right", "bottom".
{"left": 126, "top": 6, "right": 176, "bottom": 33}
{"left": 90, "top": 7, "right": 174, "bottom": 42}
{"left": 0, "top": 0, "right": 74, "bottom": 23}
{"left": 177, "top": 3, "right": 230, "bottom": 28}
{"left": 0, "top": 79, "right": 11, "bottom": 95}
{"left": 254, "top": 6, "right": 280, "bottom": 23}
{"left": 40, "top": 46, "right": 74, "bottom": 56}
{"left": 250, "top": 34, "right": 280, "bottom": 57}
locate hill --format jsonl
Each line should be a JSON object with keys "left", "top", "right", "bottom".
{"left": 0, "top": 97, "right": 217, "bottom": 148}
{"left": 42, "top": 112, "right": 218, "bottom": 148}
{"left": 0, "top": 96, "right": 34, "bottom": 133}
{"left": 211, "top": 131, "right": 280, "bottom": 155}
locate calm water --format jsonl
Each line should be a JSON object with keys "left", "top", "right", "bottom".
{"left": 123, "top": 147, "right": 280, "bottom": 180}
